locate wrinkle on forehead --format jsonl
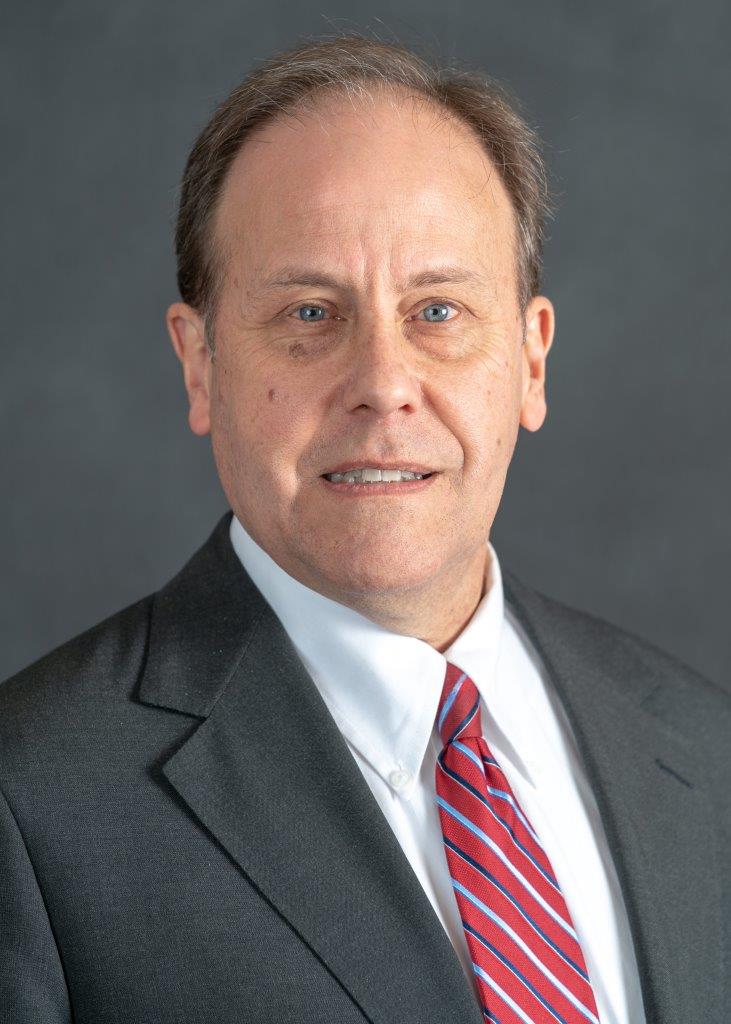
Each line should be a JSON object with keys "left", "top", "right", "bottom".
{"left": 212, "top": 85, "right": 517, "bottom": 299}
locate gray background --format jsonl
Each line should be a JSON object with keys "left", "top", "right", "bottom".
{"left": 2, "top": 1, "right": 729, "bottom": 689}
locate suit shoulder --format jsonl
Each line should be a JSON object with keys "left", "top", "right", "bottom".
{"left": 0, "top": 593, "right": 154, "bottom": 724}
{"left": 503, "top": 568, "right": 731, "bottom": 725}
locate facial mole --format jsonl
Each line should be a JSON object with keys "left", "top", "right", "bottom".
{"left": 268, "top": 388, "right": 277, "bottom": 402}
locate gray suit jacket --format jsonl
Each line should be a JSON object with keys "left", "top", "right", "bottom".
{"left": 1, "top": 510, "right": 728, "bottom": 1023}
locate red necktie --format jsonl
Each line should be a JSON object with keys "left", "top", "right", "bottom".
{"left": 435, "top": 660, "right": 602, "bottom": 1024}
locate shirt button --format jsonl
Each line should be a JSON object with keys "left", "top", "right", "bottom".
{"left": 389, "top": 768, "right": 412, "bottom": 791}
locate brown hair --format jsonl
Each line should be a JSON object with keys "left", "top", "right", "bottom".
{"left": 173, "top": 32, "right": 552, "bottom": 349}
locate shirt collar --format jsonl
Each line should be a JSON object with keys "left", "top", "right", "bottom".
{"left": 228, "top": 513, "right": 505, "bottom": 799}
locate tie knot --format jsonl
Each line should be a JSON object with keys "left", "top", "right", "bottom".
{"left": 436, "top": 661, "right": 483, "bottom": 747}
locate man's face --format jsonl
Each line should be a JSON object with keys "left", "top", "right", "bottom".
{"left": 168, "top": 88, "right": 554, "bottom": 613}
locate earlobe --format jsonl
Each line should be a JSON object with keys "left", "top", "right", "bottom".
{"left": 164, "top": 302, "right": 212, "bottom": 437}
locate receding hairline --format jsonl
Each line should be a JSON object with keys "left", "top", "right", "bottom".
{"left": 201, "top": 82, "right": 521, "bottom": 338}
{"left": 171, "top": 32, "right": 554, "bottom": 353}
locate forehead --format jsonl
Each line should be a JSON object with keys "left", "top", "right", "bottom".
{"left": 211, "top": 87, "right": 517, "bottom": 285}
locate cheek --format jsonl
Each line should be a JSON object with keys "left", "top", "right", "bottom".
{"left": 214, "top": 367, "right": 283, "bottom": 437}
{"left": 459, "top": 373, "right": 519, "bottom": 474}
{"left": 265, "top": 386, "right": 297, "bottom": 415}
{"left": 256, "top": 386, "right": 306, "bottom": 457}
{"left": 214, "top": 372, "right": 313, "bottom": 477}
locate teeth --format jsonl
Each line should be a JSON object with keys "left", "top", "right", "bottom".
{"left": 326, "top": 468, "right": 428, "bottom": 484}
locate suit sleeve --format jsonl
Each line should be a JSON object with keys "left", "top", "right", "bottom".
{"left": 0, "top": 784, "right": 71, "bottom": 1022}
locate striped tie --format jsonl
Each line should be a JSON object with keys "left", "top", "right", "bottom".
{"left": 435, "top": 661, "right": 602, "bottom": 1024}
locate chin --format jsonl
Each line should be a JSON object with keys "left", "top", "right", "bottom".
{"left": 314, "top": 548, "right": 445, "bottom": 597}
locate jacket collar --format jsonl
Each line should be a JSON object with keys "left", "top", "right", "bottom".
{"left": 138, "top": 510, "right": 721, "bottom": 1024}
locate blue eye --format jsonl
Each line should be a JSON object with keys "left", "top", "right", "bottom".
{"left": 295, "top": 305, "right": 328, "bottom": 321}
{"left": 417, "top": 302, "right": 457, "bottom": 323}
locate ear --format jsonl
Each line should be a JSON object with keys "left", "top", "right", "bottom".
{"left": 519, "top": 295, "right": 555, "bottom": 432}
{"left": 165, "top": 302, "right": 212, "bottom": 436}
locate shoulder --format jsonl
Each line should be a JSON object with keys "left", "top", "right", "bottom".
{"left": 0, "top": 594, "right": 154, "bottom": 755}
{"left": 502, "top": 567, "right": 731, "bottom": 734}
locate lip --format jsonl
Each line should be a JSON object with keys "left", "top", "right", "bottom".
{"left": 321, "top": 461, "right": 436, "bottom": 476}
{"left": 319, "top": 473, "right": 438, "bottom": 496}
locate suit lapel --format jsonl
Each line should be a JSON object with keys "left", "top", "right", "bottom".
{"left": 501, "top": 569, "right": 722, "bottom": 1024}
{"left": 138, "top": 511, "right": 484, "bottom": 1024}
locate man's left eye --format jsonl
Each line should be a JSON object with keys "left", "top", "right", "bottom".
{"left": 294, "top": 305, "right": 330, "bottom": 322}
{"left": 415, "top": 302, "right": 459, "bottom": 323}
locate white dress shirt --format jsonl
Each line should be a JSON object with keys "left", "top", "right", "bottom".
{"left": 229, "top": 513, "right": 647, "bottom": 1024}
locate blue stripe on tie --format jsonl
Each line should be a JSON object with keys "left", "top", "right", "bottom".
{"left": 456, "top": 881, "right": 600, "bottom": 1024}
{"left": 437, "top": 752, "right": 490, "bottom": 806}
{"left": 481, "top": 1007, "right": 503, "bottom": 1024}
{"left": 456, "top": 743, "right": 542, "bottom": 845}
{"left": 438, "top": 672, "right": 467, "bottom": 731}
{"left": 471, "top": 962, "right": 536, "bottom": 1024}
{"left": 436, "top": 797, "right": 577, "bottom": 940}
{"left": 448, "top": 695, "right": 480, "bottom": 745}
{"left": 440, "top": 753, "right": 560, "bottom": 891}
{"left": 443, "top": 836, "right": 590, "bottom": 983}
{"left": 486, "top": 787, "right": 541, "bottom": 847}
{"left": 462, "top": 917, "right": 570, "bottom": 1024}
{"left": 453, "top": 738, "right": 485, "bottom": 771}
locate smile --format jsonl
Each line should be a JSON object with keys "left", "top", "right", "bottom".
{"left": 319, "top": 471, "right": 438, "bottom": 495}
{"left": 323, "top": 468, "right": 433, "bottom": 483}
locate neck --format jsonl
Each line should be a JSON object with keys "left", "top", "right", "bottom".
{"left": 328, "top": 544, "right": 490, "bottom": 652}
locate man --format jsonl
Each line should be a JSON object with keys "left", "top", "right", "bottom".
{"left": 1, "top": 33, "right": 728, "bottom": 1024}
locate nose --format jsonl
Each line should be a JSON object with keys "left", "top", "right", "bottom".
{"left": 341, "top": 320, "right": 422, "bottom": 419}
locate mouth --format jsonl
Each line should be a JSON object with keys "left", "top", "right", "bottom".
{"left": 322, "top": 467, "right": 434, "bottom": 483}
{"left": 319, "top": 467, "right": 438, "bottom": 495}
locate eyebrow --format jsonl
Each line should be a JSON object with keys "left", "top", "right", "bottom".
{"left": 261, "top": 264, "right": 486, "bottom": 291}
